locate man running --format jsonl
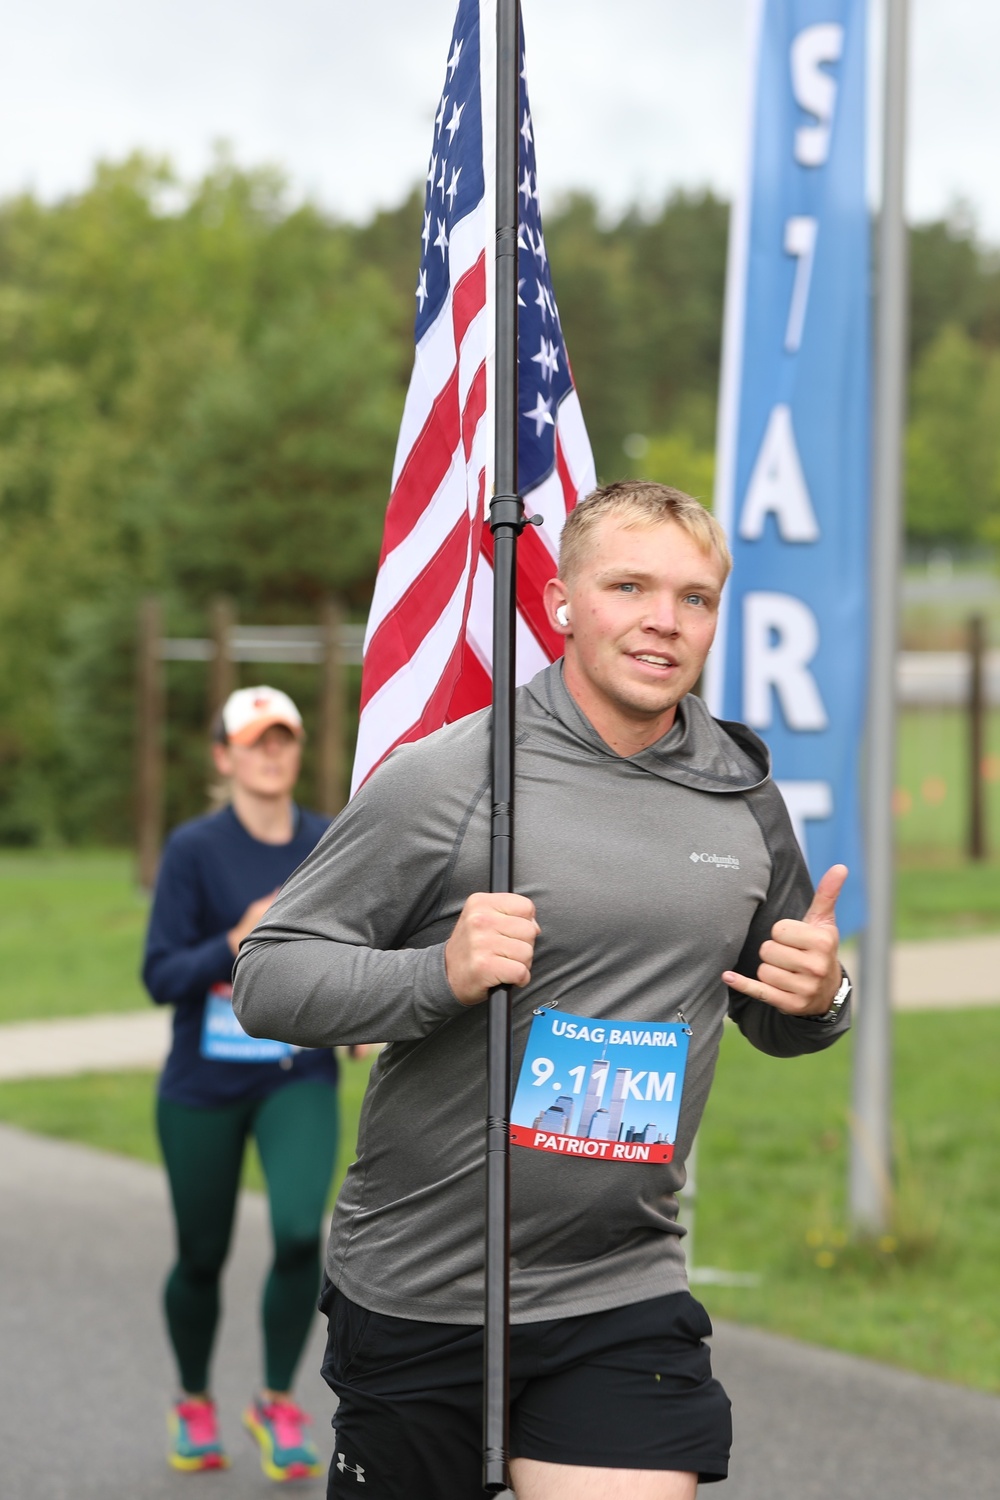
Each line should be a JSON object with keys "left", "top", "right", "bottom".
{"left": 233, "top": 481, "right": 851, "bottom": 1499}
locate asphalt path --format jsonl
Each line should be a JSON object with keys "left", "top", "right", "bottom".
{"left": 2, "top": 1124, "right": 997, "bottom": 1500}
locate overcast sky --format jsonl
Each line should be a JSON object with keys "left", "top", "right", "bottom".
{"left": 1, "top": 0, "right": 997, "bottom": 240}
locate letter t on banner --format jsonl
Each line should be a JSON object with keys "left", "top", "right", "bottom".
{"left": 705, "top": 0, "right": 870, "bottom": 936}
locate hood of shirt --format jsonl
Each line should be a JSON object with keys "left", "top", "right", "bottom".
{"left": 523, "top": 660, "right": 770, "bottom": 796}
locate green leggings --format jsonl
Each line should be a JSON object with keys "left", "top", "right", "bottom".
{"left": 156, "top": 1081, "right": 338, "bottom": 1395}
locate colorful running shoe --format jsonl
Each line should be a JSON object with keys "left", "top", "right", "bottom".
{"left": 167, "top": 1396, "right": 230, "bottom": 1472}
{"left": 243, "top": 1397, "right": 324, "bottom": 1482}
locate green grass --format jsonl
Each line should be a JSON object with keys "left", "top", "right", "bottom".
{"left": 0, "top": 1053, "right": 374, "bottom": 1204}
{"left": 0, "top": 850, "right": 149, "bottom": 1023}
{"left": 695, "top": 1008, "right": 1000, "bottom": 1393}
{"left": 895, "top": 706, "right": 1000, "bottom": 858}
{"left": 895, "top": 860, "right": 1000, "bottom": 938}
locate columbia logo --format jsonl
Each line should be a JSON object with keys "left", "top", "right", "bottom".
{"left": 690, "top": 852, "right": 741, "bottom": 870}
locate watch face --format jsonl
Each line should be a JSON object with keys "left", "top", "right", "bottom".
{"left": 827, "top": 977, "right": 851, "bottom": 1016}
{"left": 811, "top": 973, "right": 850, "bottom": 1023}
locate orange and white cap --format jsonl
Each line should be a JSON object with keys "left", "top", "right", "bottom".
{"left": 222, "top": 686, "right": 304, "bottom": 746}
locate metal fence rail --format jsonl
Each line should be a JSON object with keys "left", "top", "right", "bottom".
{"left": 160, "top": 623, "right": 366, "bottom": 666}
{"left": 898, "top": 650, "right": 1000, "bottom": 707}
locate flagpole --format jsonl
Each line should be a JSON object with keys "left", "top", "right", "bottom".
{"left": 852, "top": 0, "right": 910, "bottom": 1232}
{"left": 484, "top": 0, "right": 522, "bottom": 1489}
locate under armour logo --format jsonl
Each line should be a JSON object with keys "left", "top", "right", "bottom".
{"left": 337, "top": 1452, "right": 366, "bottom": 1482}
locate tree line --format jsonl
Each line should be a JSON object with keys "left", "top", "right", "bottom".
{"left": 1, "top": 154, "right": 997, "bottom": 845}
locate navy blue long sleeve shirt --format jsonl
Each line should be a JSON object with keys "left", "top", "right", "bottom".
{"left": 143, "top": 804, "right": 337, "bottom": 1107}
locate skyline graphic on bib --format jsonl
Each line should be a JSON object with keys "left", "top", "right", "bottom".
{"left": 510, "top": 1009, "right": 690, "bottom": 1164}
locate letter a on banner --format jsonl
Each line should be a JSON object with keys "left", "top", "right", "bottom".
{"left": 705, "top": 0, "right": 870, "bottom": 935}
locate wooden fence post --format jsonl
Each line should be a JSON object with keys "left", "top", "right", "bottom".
{"left": 208, "top": 596, "right": 236, "bottom": 728}
{"left": 136, "top": 596, "right": 165, "bottom": 890}
{"left": 317, "top": 597, "right": 346, "bottom": 817}
{"left": 968, "top": 614, "right": 987, "bottom": 862}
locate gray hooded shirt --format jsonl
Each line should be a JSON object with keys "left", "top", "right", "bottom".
{"left": 233, "top": 662, "right": 849, "bottom": 1324}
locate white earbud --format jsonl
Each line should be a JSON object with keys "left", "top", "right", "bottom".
{"left": 556, "top": 605, "right": 570, "bottom": 627}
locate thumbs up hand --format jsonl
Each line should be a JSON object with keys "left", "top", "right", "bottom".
{"left": 722, "top": 864, "right": 847, "bottom": 1017}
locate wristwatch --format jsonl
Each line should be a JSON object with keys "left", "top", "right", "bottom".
{"left": 809, "top": 967, "right": 852, "bottom": 1024}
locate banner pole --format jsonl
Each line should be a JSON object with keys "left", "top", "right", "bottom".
{"left": 852, "top": 0, "right": 910, "bottom": 1233}
{"left": 483, "top": 0, "right": 522, "bottom": 1490}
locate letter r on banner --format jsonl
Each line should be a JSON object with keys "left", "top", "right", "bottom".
{"left": 743, "top": 592, "right": 828, "bottom": 730}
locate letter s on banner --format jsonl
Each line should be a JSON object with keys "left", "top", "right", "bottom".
{"left": 791, "top": 23, "right": 845, "bottom": 165}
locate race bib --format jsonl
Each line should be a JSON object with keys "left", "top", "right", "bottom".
{"left": 199, "top": 984, "right": 297, "bottom": 1063}
{"left": 510, "top": 1007, "right": 691, "bottom": 1164}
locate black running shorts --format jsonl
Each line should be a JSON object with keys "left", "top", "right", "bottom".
{"left": 320, "top": 1280, "right": 732, "bottom": 1498}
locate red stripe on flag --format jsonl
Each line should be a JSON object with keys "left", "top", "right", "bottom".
{"left": 362, "top": 358, "right": 488, "bottom": 710}
{"left": 514, "top": 525, "right": 565, "bottom": 660}
{"left": 462, "top": 363, "right": 487, "bottom": 462}
{"left": 445, "top": 639, "right": 492, "bottom": 722}
{"left": 555, "top": 430, "right": 584, "bottom": 514}
{"left": 479, "top": 526, "right": 563, "bottom": 662}
{"left": 377, "top": 259, "right": 486, "bottom": 564}
{"left": 359, "top": 630, "right": 469, "bottom": 788}
{"left": 452, "top": 254, "right": 486, "bottom": 350}
{"left": 382, "top": 371, "right": 461, "bottom": 559}
{"left": 360, "top": 514, "right": 472, "bottom": 711}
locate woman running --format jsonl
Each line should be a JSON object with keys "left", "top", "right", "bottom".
{"left": 143, "top": 685, "right": 341, "bottom": 1481}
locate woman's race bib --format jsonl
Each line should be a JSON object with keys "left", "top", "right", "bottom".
{"left": 510, "top": 1006, "right": 691, "bottom": 1163}
{"left": 199, "top": 983, "right": 297, "bottom": 1063}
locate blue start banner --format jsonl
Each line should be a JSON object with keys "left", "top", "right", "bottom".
{"left": 705, "top": 0, "right": 870, "bottom": 936}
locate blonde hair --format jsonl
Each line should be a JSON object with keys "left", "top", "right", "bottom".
{"left": 558, "top": 480, "right": 732, "bottom": 583}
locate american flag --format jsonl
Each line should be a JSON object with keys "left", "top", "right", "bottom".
{"left": 351, "top": 0, "right": 596, "bottom": 792}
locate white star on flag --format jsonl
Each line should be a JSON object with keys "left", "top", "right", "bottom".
{"left": 435, "top": 96, "right": 448, "bottom": 137}
{"left": 519, "top": 168, "right": 534, "bottom": 204}
{"left": 520, "top": 109, "right": 533, "bottom": 148}
{"left": 434, "top": 218, "right": 449, "bottom": 258}
{"left": 447, "top": 39, "right": 463, "bottom": 78}
{"left": 426, "top": 151, "right": 437, "bottom": 189}
{"left": 524, "top": 393, "right": 555, "bottom": 437}
{"left": 421, "top": 212, "right": 431, "bottom": 250}
{"left": 531, "top": 337, "right": 559, "bottom": 382}
{"left": 445, "top": 101, "right": 466, "bottom": 143}
{"left": 446, "top": 166, "right": 462, "bottom": 209}
{"left": 416, "top": 269, "right": 429, "bottom": 311}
